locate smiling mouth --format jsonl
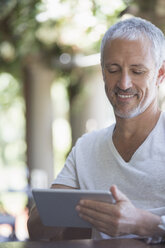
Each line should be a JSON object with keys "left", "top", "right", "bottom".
{"left": 117, "top": 94, "right": 134, "bottom": 99}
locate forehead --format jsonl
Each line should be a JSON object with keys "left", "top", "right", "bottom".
{"left": 103, "top": 37, "right": 154, "bottom": 66}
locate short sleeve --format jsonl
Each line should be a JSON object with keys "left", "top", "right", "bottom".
{"left": 52, "top": 146, "right": 80, "bottom": 188}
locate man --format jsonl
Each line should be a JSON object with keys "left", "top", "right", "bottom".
{"left": 27, "top": 17, "right": 165, "bottom": 243}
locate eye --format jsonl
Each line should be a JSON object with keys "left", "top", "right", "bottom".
{"left": 108, "top": 67, "right": 120, "bottom": 74}
{"left": 108, "top": 70, "right": 119, "bottom": 74}
{"left": 132, "top": 70, "right": 144, "bottom": 75}
{"left": 105, "top": 64, "right": 120, "bottom": 74}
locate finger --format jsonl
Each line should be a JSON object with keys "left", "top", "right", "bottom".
{"left": 78, "top": 208, "right": 112, "bottom": 232}
{"left": 76, "top": 204, "right": 107, "bottom": 222}
{"left": 79, "top": 210, "right": 105, "bottom": 227}
{"left": 78, "top": 209, "right": 120, "bottom": 237}
{"left": 110, "top": 185, "right": 129, "bottom": 203}
{"left": 77, "top": 203, "right": 117, "bottom": 227}
{"left": 78, "top": 199, "right": 114, "bottom": 215}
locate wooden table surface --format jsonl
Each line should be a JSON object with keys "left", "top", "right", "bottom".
{"left": 0, "top": 239, "right": 165, "bottom": 248}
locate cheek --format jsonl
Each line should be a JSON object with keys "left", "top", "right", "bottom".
{"left": 104, "top": 73, "right": 116, "bottom": 89}
{"left": 135, "top": 74, "right": 153, "bottom": 90}
{"left": 140, "top": 77, "right": 157, "bottom": 99}
{"left": 104, "top": 81, "right": 114, "bottom": 95}
{"left": 104, "top": 83, "right": 110, "bottom": 96}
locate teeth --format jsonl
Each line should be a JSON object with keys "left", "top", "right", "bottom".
{"left": 118, "top": 94, "right": 134, "bottom": 98}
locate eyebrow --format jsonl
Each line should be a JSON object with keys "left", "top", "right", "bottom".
{"left": 105, "top": 63, "right": 119, "bottom": 67}
{"left": 131, "top": 64, "right": 146, "bottom": 68}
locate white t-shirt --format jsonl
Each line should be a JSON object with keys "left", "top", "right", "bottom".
{"left": 53, "top": 112, "right": 165, "bottom": 239}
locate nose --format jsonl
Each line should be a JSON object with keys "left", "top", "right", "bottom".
{"left": 117, "top": 71, "right": 132, "bottom": 90}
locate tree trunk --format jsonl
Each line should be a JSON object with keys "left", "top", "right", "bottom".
{"left": 23, "top": 54, "right": 55, "bottom": 187}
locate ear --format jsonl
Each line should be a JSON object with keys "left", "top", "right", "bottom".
{"left": 156, "top": 61, "right": 165, "bottom": 86}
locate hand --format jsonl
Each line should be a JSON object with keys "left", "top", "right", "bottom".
{"left": 76, "top": 185, "right": 142, "bottom": 237}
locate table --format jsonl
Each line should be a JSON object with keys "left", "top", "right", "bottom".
{"left": 0, "top": 239, "right": 165, "bottom": 248}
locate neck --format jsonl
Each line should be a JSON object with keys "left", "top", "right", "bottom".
{"left": 112, "top": 101, "right": 161, "bottom": 162}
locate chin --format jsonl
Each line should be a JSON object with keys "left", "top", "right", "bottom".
{"left": 114, "top": 107, "right": 143, "bottom": 119}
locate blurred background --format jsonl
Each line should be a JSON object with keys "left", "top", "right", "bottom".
{"left": 0, "top": 0, "right": 165, "bottom": 242}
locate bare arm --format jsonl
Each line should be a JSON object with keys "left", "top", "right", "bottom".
{"left": 27, "top": 184, "right": 91, "bottom": 241}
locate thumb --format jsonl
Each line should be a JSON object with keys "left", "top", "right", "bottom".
{"left": 110, "top": 185, "right": 129, "bottom": 203}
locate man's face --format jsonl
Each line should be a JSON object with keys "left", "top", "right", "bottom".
{"left": 102, "top": 38, "right": 159, "bottom": 119}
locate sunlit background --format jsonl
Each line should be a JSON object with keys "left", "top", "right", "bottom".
{"left": 0, "top": 0, "right": 165, "bottom": 242}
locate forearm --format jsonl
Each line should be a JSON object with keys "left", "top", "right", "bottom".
{"left": 135, "top": 209, "right": 165, "bottom": 238}
{"left": 27, "top": 204, "right": 92, "bottom": 241}
{"left": 27, "top": 204, "right": 66, "bottom": 240}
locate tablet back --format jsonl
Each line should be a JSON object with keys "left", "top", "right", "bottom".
{"left": 32, "top": 188, "right": 115, "bottom": 228}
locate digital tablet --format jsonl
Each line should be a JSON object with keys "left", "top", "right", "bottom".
{"left": 32, "top": 188, "right": 115, "bottom": 228}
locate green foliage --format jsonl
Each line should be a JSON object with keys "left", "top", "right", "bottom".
{"left": 0, "top": 73, "right": 25, "bottom": 167}
{"left": 0, "top": 0, "right": 41, "bottom": 76}
{"left": 0, "top": 0, "right": 126, "bottom": 77}
{"left": 0, "top": 73, "right": 19, "bottom": 109}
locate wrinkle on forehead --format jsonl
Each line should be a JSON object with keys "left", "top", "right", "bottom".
{"left": 103, "top": 38, "right": 155, "bottom": 69}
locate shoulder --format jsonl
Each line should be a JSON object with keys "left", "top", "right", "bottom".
{"left": 75, "top": 124, "right": 115, "bottom": 149}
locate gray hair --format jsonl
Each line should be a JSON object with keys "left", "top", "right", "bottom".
{"left": 101, "top": 17, "right": 165, "bottom": 69}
